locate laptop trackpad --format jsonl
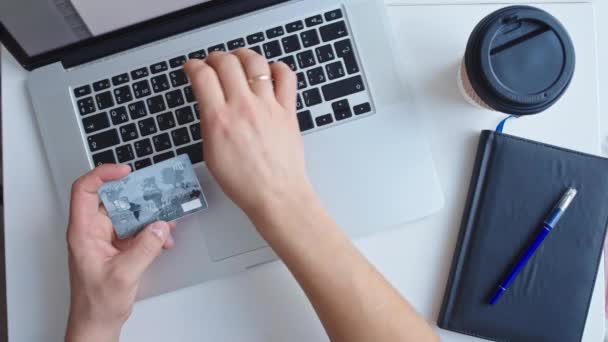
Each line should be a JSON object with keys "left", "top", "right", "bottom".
{"left": 195, "top": 168, "right": 268, "bottom": 262}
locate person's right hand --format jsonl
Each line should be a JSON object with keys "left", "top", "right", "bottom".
{"left": 184, "top": 49, "right": 316, "bottom": 222}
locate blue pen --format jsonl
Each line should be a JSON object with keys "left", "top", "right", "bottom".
{"left": 489, "top": 188, "right": 578, "bottom": 305}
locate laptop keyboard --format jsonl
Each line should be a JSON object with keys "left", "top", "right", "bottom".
{"left": 74, "top": 8, "right": 374, "bottom": 170}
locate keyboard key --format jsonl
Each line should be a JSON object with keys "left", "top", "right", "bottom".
{"left": 332, "top": 99, "right": 352, "bottom": 121}
{"left": 228, "top": 38, "right": 246, "bottom": 50}
{"left": 88, "top": 129, "right": 119, "bottom": 152}
{"left": 177, "top": 143, "right": 203, "bottom": 164}
{"left": 250, "top": 45, "right": 262, "bottom": 55}
{"left": 300, "top": 29, "right": 320, "bottom": 48}
{"left": 134, "top": 138, "right": 154, "bottom": 157}
{"left": 188, "top": 49, "right": 207, "bottom": 60}
{"left": 296, "top": 94, "right": 303, "bottom": 111}
{"left": 286, "top": 20, "right": 304, "bottom": 33}
{"left": 147, "top": 95, "right": 166, "bottom": 114}
{"left": 320, "top": 21, "right": 348, "bottom": 42}
{"left": 322, "top": 75, "right": 365, "bottom": 102}
{"left": 82, "top": 112, "right": 110, "bottom": 134}
{"left": 150, "top": 61, "right": 168, "bottom": 74}
{"left": 184, "top": 86, "right": 195, "bottom": 103}
{"left": 128, "top": 101, "right": 148, "bottom": 120}
{"left": 281, "top": 35, "right": 301, "bottom": 54}
{"left": 153, "top": 151, "right": 176, "bottom": 164}
{"left": 169, "top": 56, "right": 187, "bottom": 68}
{"left": 297, "top": 50, "right": 316, "bottom": 69}
{"left": 134, "top": 158, "right": 152, "bottom": 170}
{"left": 152, "top": 133, "right": 172, "bottom": 152}
{"left": 119, "top": 123, "right": 139, "bottom": 142}
{"left": 77, "top": 97, "right": 96, "bottom": 116}
{"left": 138, "top": 117, "right": 158, "bottom": 137}
{"left": 171, "top": 127, "right": 191, "bottom": 146}
{"left": 315, "top": 113, "right": 334, "bottom": 126}
{"left": 325, "top": 9, "right": 343, "bottom": 22}
{"left": 279, "top": 55, "right": 297, "bottom": 71}
{"left": 92, "top": 150, "right": 116, "bottom": 166}
{"left": 165, "top": 90, "right": 185, "bottom": 109}
{"left": 247, "top": 32, "right": 265, "bottom": 45}
{"left": 307, "top": 67, "right": 326, "bottom": 86}
{"left": 95, "top": 91, "right": 114, "bottom": 110}
{"left": 157, "top": 112, "right": 176, "bottom": 131}
{"left": 303, "top": 88, "right": 322, "bottom": 107}
{"left": 113, "top": 86, "right": 133, "bottom": 104}
{"left": 297, "top": 111, "right": 314, "bottom": 132}
{"left": 175, "top": 106, "right": 195, "bottom": 125}
{"left": 208, "top": 43, "right": 226, "bottom": 52}
{"left": 111, "top": 73, "right": 130, "bottom": 86}
{"left": 115, "top": 144, "right": 135, "bottom": 163}
{"left": 131, "top": 67, "right": 149, "bottom": 80}
{"left": 335, "top": 39, "right": 359, "bottom": 74}
{"left": 354, "top": 102, "right": 372, "bottom": 115}
{"left": 315, "top": 44, "right": 335, "bottom": 63}
{"left": 190, "top": 123, "right": 201, "bottom": 141}
{"left": 131, "top": 80, "right": 151, "bottom": 99}
{"left": 93, "top": 79, "right": 110, "bottom": 91}
{"left": 74, "top": 85, "right": 91, "bottom": 98}
{"left": 263, "top": 40, "right": 282, "bottom": 59}
{"left": 296, "top": 72, "right": 307, "bottom": 90}
{"left": 305, "top": 15, "right": 324, "bottom": 27}
{"left": 109, "top": 106, "right": 129, "bottom": 125}
{"left": 151, "top": 74, "right": 170, "bottom": 93}
{"left": 266, "top": 26, "right": 284, "bottom": 39}
{"left": 169, "top": 70, "right": 188, "bottom": 89}
{"left": 325, "top": 61, "right": 345, "bottom": 80}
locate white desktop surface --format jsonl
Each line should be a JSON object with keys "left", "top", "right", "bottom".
{"left": 2, "top": 1, "right": 606, "bottom": 341}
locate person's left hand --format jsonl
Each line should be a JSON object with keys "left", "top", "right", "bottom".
{"left": 65, "top": 164, "right": 176, "bottom": 342}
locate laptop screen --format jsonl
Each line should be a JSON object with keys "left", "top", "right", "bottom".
{"left": 0, "top": 0, "right": 211, "bottom": 57}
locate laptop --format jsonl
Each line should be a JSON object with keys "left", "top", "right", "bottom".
{"left": 0, "top": 0, "right": 444, "bottom": 298}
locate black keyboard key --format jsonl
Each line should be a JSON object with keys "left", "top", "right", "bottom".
{"left": 82, "top": 112, "right": 110, "bottom": 134}
{"left": 175, "top": 106, "right": 195, "bottom": 125}
{"left": 165, "top": 90, "right": 185, "bottom": 109}
{"left": 113, "top": 86, "right": 133, "bottom": 104}
{"left": 302, "top": 88, "right": 322, "bottom": 107}
{"left": 322, "top": 75, "right": 365, "bottom": 102}
{"left": 138, "top": 117, "right": 158, "bottom": 136}
{"left": 95, "top": 91, "right": 114, "bottom": 110}
{"left": 134, "top": 158, "right": 152, "bottom": 170}
{"left": 151, "top": 74, "right": 170, "bottom": 93}
{"left": 296, "top": 94, "right": 303, "bottom": 111}
{"left": 354, "top": 102, "right": 372, "bottom": 115}
{"left": 335, "top": 39, "right": 359, "bottom": 74}
{"left": 109, "top": 106, "right": 129, "bottom": 125}
{"left": 263, "top": 40, "right": 282, "bottom": 59}
{"left": 115, "top": 144, "right": 135, "bottom": 163}
{"left": 74, "top": 85, "right": 91, "bottom": 98}
{"left": 325, "top": 61, "right": 345, "bottom": 80}
{"left": 266, "top": 26, "right": 284, "bottom": 39}
{"left": 171, "top": 127, "right": 191, "bottom": 146}
{"left": 77, "top": 97, "right": 96, "bottom": 116}
{"left": 305, "top": 15, "right": 324, "bottom": 27}
{"left": 131, "top": 80, "right": 151, "bottom": 99}
{"left": 320, "top": 21, "right": 348, "bottom": 42}
{"left": 188, "top": 49, "right": 207, "bottom": 60}
{"left": 297, "top": 50, "right": 316, "bottom": 69}
{"left": 156, "top": 112, "right": 176, "bottom": 131}
{"left": 332, "top": 99, "right": 352, "bottom": 121}
{"left": 150, "top": 61, "right": 168, "bottom": 74}
{"left": 119, "top": 123, "right": 139, "bottom": 142}
{"left": 300, "top": 29, "right": 320, "bottom": 48}
{"left": 152, "top": 133, "right": 172, "bottom": 152}
{"left": 169, "top": 70, "right": 188, "bottom": 88}
{"left": 325, "top": 9, "right": 343, "bottom": 22}
{"left": 247, "top": 32, "right": 265, "bottom": 45}
{"left": 297, "top": 111, "right": 314, "bottom": 132}
{"left": 134, "top": 138, "right": 154, "bottom": 157}
{"left": 177, "top": 143, "right": 203, "bottom": 164}
{"left": 250, "top": 45, "right": 262, "bottom": 55}
{"left": 112, "top": 73, "right": 130, "bottom": 86}
{"left": 184, "top": 86, "right": 195, "bottom": 103}
{"left": 128, "top": 101, "right": 148, "bottom": 120}
{"left": 315, "top": 44, "right": 335, "bottom": 63}
{"left": 193, "top": 104, "right": 200, "bottom": 119}
{"left": 279, "top": 55, "right": 297, "bottom": 72}
{"left": 190, "top": 123, "right": 201, "bottom": 141}
{"left": 92, "top": 150, "right": 116, "bottom": 167}
{"left": 131, "top": 67, "right": 149, "bottom": 80}
{"left": 208, "top": 43, "right": 226, "bottom": 52}
{"left": 93, "top": 79, "right": 110, "bottom": 91}
{"left": 153, "top": 151, "right": 175, "bottom": 164}
{"left": 228, "top": 38, "right": 246, "bottom": 50}
{"left": 147, "top": 95, "right": 166, "bottom": 114}
{"left": 169, "top": 56, "right": 187, "bottom": 68}
{"left": 316, "top": 113, "right": 334, "bottom": 126}
{"left": 297, "top": 72, "right": 307, "bottom": 90}
{"left": 307, "top": 67, "right": 326, "bottom": 86}
{"left": 88, "top": 129, "right": 119, "bottom": 152}
{"left": 286, "top": 20, "right": 304, "bottom": 33}
{"left": 281, "top": 35, "right": 301, "bottom": 54}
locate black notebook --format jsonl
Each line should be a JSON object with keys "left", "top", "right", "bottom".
{"left": 438, "top": 130, "right": 608, "bottom": 342}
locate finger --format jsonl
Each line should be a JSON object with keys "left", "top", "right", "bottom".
{"left": 270, "top": 62, "right": 297, "bottom": 111}
{"left": 114, "top": 221, "right": 170, "bottom": 279}
{"left": 232, "top": 48, "right": 273, "bottom": 99}
{"left": 184, "top": 59, "right": 225, "bottom": 115}
{"left": 163, "top": 233, "right": 175, "bottom": 250}
{"left": 205, "top": 51, "right": 251, "bottom": 101}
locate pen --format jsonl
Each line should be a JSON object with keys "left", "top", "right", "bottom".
{"left": 489, "top": 188, "right": 578, "bottom": 305}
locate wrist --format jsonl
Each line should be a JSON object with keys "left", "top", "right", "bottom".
{"left": 66, "top": 312, "right": 122, "bottom": 342}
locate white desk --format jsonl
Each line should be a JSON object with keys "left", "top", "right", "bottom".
{"left": 2, "top": 1, "right": 606, "bottom": 341}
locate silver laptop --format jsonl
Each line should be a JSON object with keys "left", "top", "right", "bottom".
{"left": 0, "top": 0, "right": 444, "bottom": 298}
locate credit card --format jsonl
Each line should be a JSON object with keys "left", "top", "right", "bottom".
{"left": 98, "top": 154, "right": 207, "bottom": 239}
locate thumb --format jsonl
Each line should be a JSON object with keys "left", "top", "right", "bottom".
{"left": 118, "top": 221, "right": 170, "bottom": 279}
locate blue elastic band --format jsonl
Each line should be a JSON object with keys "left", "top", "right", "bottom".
{"left": 496, "top": 115, "right": 517, "bottom": 133}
